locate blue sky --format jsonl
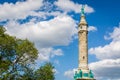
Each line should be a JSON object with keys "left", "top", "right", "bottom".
{"left": 0, "top": 0, "right": 120, "bottom": 80}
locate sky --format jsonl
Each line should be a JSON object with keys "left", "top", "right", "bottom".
{"left": 0, "top": 0, "right": 120, "bottom": 80}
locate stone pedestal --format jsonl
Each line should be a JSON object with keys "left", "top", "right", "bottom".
{"left": 77, "top": 79, "right": 96, "bottom": 80}
{"left": 74, "top": 69, "right": 95, "bottom": 80}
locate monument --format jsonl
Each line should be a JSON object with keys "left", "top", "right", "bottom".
{"left": 74, "top": 5, "right": 95, "bottom": 80}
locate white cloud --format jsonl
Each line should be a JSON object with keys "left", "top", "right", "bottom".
{"left": 28, "top": 1, "right": 63, "bottom": 19}
{"left": 88, "top": 26, "right": 97, "bottom": 32}
{"left": 37, "top": 47, "right": 63, "bottom": 61}
{"left": 0, "top": 0, "right": 43, "bottom": 21}
{"left": 64, "top": 68, "right": 77, "bottom": 79}
{"left": 0, "top": 0, "right": 94, "bottom": 21}
{"left": 89, "top": 59, "right": 120, "bottom": 80}
{"left": 89, "top": 41, "right": 120, "bottom": 60}
{"left": 31, "top": 11, "right": 62, "bottom": 19}
{"left": 89, "top": 26, "right": 120, "bottom": 60}
{"left": 5, "top": 15, "right": 77, "bottom": 61}
{"left": 104, "top": 26, "right": 120, "bottom": 41}
{"left": 54, "top": 0, "right": 94, "bottom": 13}
{"left": 5, "top": 15, "right": 77, "bottom": 47}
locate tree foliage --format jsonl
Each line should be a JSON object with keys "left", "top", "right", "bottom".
{"left": 0, "top": 26, "right": 38, "bottom": 79}
{"left": 35, "top": 63, "right": 55, "bottom": 80}
{"left": 21, "top": 63, "right": 55, "bottom": 80}
{"left": 0, "top": 26, "right": 55, "bottom": 80}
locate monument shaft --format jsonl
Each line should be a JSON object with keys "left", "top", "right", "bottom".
{"left": 78, "top": 24, "right": 88, "bottom": 71}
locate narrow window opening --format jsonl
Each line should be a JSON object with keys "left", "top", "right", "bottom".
{"left": 83, "top": 56, "right": 85, "bottom": 60}
{"left": 80, "top": 26, "right": 82, "bottom": 29}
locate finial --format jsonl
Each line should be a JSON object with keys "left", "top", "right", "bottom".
{"left": 81, "top": 5, "right": 85, "bottom": 16}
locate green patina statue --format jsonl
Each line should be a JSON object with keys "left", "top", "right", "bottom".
{"left": 81, "top": 5, "right": 85, "bottom": 15}
{"left": 89, "top": 70, "right": 94, "bottom": 78}
{"left": 74, "top": 70, "right": 82, "bottom": 80}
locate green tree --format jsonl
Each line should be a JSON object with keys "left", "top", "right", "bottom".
{"left": 0, "top": 26, "right": 55, "bottom": 80}
{"left": 0, "top": 26, "right": 38, "bottom": 79}
{"left": 35, "top": 63, "right": 55, "bottom": 80}
{"left": 20, "top": 65, "right": 35, "bottom": 80}
{"left": 21, "top": 62, "right": 55, "bottom": 80}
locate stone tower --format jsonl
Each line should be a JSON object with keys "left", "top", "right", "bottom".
{"left": 74, "top": 5, "right": 95, "bottom": 80}
{"left": 78, "top": 7, "right": 88, "bottom": 72}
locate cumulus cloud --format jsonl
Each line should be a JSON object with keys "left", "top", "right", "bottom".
{"left": 104, "top": 26, "right": 120, "bottom": 41}
{"left": 54, "top": 0, "right": 94, "bottom": 13}
{"left": 89, "top": 26, "right": 120, "bottom": 60}
{"left": 37, "top": 47, "right": 63, "bottom": 61}
{"left": 0, "top": 0, "right": 94, "bottom": 21}
{"left": 89, "top": 59, "right": 120, "bottom": 80}
{"left": 89, "top": 41, "right": 120, "bottom": 60}
{"left": 0, "top": 0, "right": 43, "bottom": 21}
{"left": 88, "top": 26, "right": 97, "bottom": 32}
{"left": 5, "top": 15, "right": 77, "bottom": 61}
{"left": 5, "top": 15, "right": 77, "bottom": 47}
{"left": 64, "top": 68, "right": 77, "bottom": 79}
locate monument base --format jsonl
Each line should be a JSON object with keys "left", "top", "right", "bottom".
{"left": 74, "top": 69, "right": 95, "bottom": 80}
{"left": 77, "top": 79, "right": 96, "bottom": 80}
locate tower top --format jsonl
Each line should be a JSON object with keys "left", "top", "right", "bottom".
{"left": 79, "top": 5, "right": 87, "bottom": 25}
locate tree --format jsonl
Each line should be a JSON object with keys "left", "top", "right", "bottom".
{"left": 21, "top": 63, "right": 55, "bottom": 80}
{"left": 0, "top": 26, "right": 38, "bottom": 79}
{"left": 20, "top": 65, "right": 35, "bottom": 80}
{"left": 35, "top": 63, "right": 55, "bottom": 80}
{"left": 0, "top": 26, "right": 55, "bottom": 80}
